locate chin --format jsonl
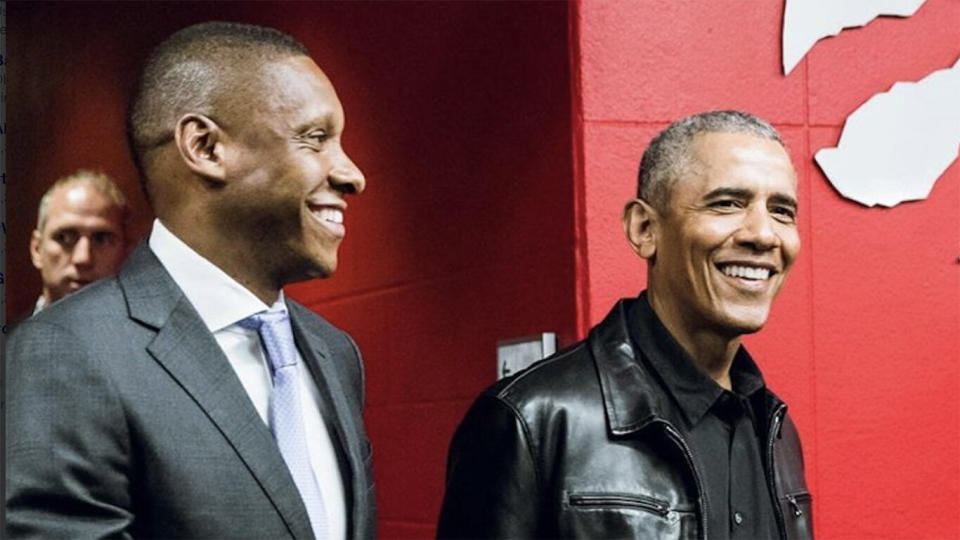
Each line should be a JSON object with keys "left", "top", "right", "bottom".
{"left": 717, "top": 304, "right": 771, "bottom": 335}
{"left": 314, "top": 265, "right": 336, "bottom": 279}
{"left": 308, "top": 253, "right": 338, "bottom": 279}
{"left": 304, "top": 240, "right": 339, "bottom": 277}
{"left": 276, "top": 253, "right": 337, "bottom": 286}
{"left": 298, "top": 262, "right": 336, "bottom": 281}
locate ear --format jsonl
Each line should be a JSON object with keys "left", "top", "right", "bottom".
{"left": 173, "top": 114, "right": 228, "bottom": 182}
{"left": 30, "top": 229, "right": 44, "bottom": 270}
{"left": 622, "top": 198, "right": 659, "bottom": 260}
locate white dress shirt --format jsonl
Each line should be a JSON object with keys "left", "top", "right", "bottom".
{"left": 149, "top": 219, "right": 346, "bottom": 540}
{"left": 32, "top": 296, "right": 48, "bottom": 316}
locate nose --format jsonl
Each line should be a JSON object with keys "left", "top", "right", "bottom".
{"left": 734, "top": 205, "right": 779, "bottom": 252}
{"left": 72, "top": 236, "right": 94, "bottom": 267}
{"left": 329, "top": 146, "right": 366, "bottom": 195}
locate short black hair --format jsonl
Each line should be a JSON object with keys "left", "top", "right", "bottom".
{"left": 126, "top": 22, "right": 308, "bottom": 197}
{"left": 637, "top": 110, "right": 784, "bottom": 212}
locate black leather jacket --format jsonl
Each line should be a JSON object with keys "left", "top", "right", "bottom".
{"left": 438, "top": 299, "right": 813, "bottom": 539}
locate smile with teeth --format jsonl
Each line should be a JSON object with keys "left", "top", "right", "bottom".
{"left": 314, "top": 207, "right": 344, "bottom": 224}
{"left": 719, "top": 264, "right": 771, "bottom": 281}
{"left": 309, "top": 205, "right": 346, "bottom": 238}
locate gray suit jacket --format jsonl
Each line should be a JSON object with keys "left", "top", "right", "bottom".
{"left": 5, "top": 243, "right": 376, "bottom": 539}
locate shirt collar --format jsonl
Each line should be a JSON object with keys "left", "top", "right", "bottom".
{"left": 627, "top": 291, "right": 766, "bottom": 427}
{"left": 32, "top": 296, "right": 48, "bottom": 315}
{"left": 148, "top": 219, "right": 285, "bottom": 332}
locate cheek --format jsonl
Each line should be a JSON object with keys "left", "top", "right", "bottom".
{"left": 682, "top": 223, "right": 731, "bottom": 266}
{"left": 301, "top": 154, "right": 326, "bottom": 175}
{"left": 100, "top": 246, "right": 126, "bottom": 265}
{"left": 780, "top": 229, "right": 801, "bottom": 266}
{"left": 277, "top": 161, "right": 319, "bottom": 201}
{"left": 42, "top": 242, "right": 67, "bottom": 262}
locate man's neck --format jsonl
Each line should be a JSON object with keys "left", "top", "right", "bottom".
{"left": 647, "top": 292, "right": 741, "bottom": 391}
{"left": 161, "top": 219, "right": 281, "bottom": 305}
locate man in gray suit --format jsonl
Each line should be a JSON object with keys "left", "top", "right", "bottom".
{"left": 6, "top": 22, "right": 376, "bottom": 539}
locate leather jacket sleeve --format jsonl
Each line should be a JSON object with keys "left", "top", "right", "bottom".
{"left": 437, "top": 394, "right": 542, "bottom": 538}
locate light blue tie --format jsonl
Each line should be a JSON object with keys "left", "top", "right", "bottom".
{"left": 240, "top": 311, "right": 329, "bottom": 540}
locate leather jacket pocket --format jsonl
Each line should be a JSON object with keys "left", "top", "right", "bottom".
{"left": 781, "top": 491, "right": 814, "bottom": 539}
{"left": 563, "top": 492, "right": 696, "bottom": 539}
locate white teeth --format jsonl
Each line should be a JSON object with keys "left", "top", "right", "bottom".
{"left": 315, "top": 208, "right": 343, "bottom": 224}
{"left": 721, "top": 265, "right": 771, "bottom": 280}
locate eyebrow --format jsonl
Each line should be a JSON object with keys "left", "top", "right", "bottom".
{"left": 769, "top": 193, "right": 798, "bottom": 209}
{"left": 702, "top": 187, "right": 751, "bottom": 201}
{"left": 702, "top": 187, "right": 798, "bottom": 209}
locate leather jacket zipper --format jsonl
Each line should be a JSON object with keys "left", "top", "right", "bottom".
{"left": 658, "top": 421, "right": 709, "bottom": 539}
{"left": 568, "top": 493, "right": 670, "bottom": 517}
{"left": 765, "top": 404, "right": 788, "bottom": 539}
{"left": 785, "top": 493, "right": 810, "bottom": 517}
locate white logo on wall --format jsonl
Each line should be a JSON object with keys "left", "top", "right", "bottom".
{"left": 783, "top": 0, "right": 959, "bottom": 211}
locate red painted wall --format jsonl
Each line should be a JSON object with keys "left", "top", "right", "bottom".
{"left": 13, "top": 1, "right": 956, "bottom": 538}
{"left": 572, "top": 1, "right": 960, "bottom": 537}
{"left": 8, "top": 3, "right": 576, "bottom": 537}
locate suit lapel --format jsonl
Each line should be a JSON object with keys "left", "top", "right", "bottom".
{"left": 119, "top": 243, "right": 314, "bottom": 539}
{"left": 288, "top": 306, "right": 365, "bottom": 538}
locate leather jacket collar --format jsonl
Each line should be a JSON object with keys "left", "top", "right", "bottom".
{"left": 588, "top": 298, "right": 787, "bottom": 438}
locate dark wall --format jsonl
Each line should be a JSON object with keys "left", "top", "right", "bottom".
{"left": 7, "top": 2, "right": 576, "bottom": 535}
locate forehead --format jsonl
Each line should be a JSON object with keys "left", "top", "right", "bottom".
{"left": 44, "top": 183, "right": 123, "bottom": 230}
{"left": 254, "top": 56, "right": 343, "bottom": 129}
{"left": 680, "top": 131, "right": 797, "bottom": 197}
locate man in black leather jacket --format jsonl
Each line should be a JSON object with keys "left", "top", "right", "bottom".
{"left": 437, "top": 111, "right": 814, "bottom": 539}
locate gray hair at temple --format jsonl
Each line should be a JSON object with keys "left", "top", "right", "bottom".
{"left": 36, "top": 170, "right": 128, "bottom": 232}
{"left": 637, "top": 110, "right": 784, "bottom": 212}
{"left": 126, "top": 21, "right": 308, "bottom": 199}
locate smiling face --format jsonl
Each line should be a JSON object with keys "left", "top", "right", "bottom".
{"left": 31, "top": 183, "right": 126, "bottom": 303}
{"left": 217, "top": 56, "right": 365, "bottom": 288}
{"left": 647, "top": 131, "right": 800, "bottom": 339}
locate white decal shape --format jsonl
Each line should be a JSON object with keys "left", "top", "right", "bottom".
{"left": 782, "top": 0, "right": 928, "bottom": 75}
{"left": 815, "top": 58, "right": 960, "bottom": 208}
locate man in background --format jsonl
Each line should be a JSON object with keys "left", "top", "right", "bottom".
{"left": 7, "top": 22, "right": 375, "bottom": 539}
{"left": 29, "top": 170, "right": 128, "bottom": 314}
{"left": 438, "top": 111, "right": 813, "bottom": 539}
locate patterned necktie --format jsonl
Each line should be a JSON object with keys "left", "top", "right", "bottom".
{"left": 240, "top": 311, "right": 329, "bottom": 540}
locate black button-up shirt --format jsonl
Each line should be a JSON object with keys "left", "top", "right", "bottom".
{"left": 628, "top": 293, "right": 779, "bottom": 538}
